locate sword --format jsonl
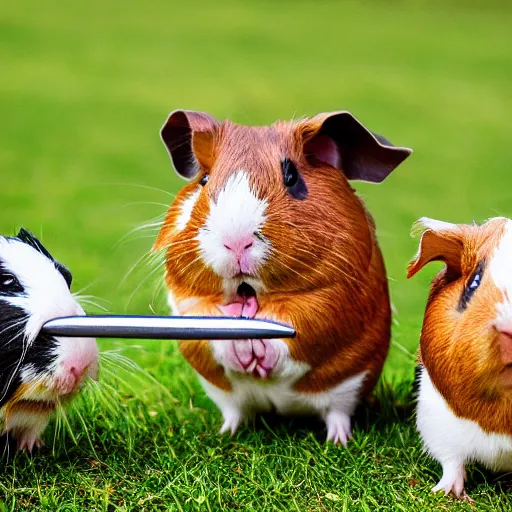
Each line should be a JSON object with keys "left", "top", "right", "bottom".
{"left": 42, "top": 315, "right": 295, "bottom": 340}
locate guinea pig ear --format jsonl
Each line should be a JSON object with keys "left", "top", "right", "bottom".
{"left": 407, "top": 218, "right": 464, "bottom": 279}
{"left": 302, "top": 111, "right": 412, "bottom": 183}
{"left": 160, "top": 110, "right": 220, "bottom": 179}
{"left": 16, "top": 228, "right": 73, "bottom": 288}
{"left": 16, "top": 228, "right": 54, "bottom": 261}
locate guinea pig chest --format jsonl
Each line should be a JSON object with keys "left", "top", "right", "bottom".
{"left": 155, "top": 110, "right": 411, "bottom": 444}
{"left": 408, "top": 217, "right": 512, "bottom": 500}
{"left": 0, "top": 229, "right": 98, "bottom": 452}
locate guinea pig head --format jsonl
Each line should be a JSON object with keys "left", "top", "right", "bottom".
{"left": 0, "top": 229, "right": 98, "bottom": 450}
{"left": 155, "top": 110, "right": 411, "bottom": 303}
{"left": 408, "top": 217, "right": 512, "bottom": 397}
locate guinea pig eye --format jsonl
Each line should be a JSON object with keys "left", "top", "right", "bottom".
{"left": 459, "top": 262, "right": 484, "bottom": 311}
{"left": 199, "top": 174, "right": 209, "bottom": 186}
{"left": 0, "top": 273, "right": 22, "bottom": 294}
{"left": 281, "top": 159, "right": 308, "bottom": 200}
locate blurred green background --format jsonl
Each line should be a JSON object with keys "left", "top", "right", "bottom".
{"left": 1, "top": 0, "right": 512, "bottom": 509}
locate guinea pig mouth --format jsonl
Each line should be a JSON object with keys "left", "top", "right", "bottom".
{"left": 220, "top": 283, "right": 259, "bottom": 318}
{"left": 237, "top": 282, "right": 256, "bottom": 300}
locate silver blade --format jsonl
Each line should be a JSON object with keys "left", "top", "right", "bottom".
{"left": 41, "top": 315, "right": 295, "bottom": 340}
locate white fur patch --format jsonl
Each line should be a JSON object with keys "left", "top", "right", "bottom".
{"left": 197, "top": 171, "right": 270, "bottom": 279}
{"left": 0, "top": 238, "right": 82, "bottom": 342}
{"left": 490, "top": 220, "right": 512, "bottom": 325}
{"left": 415, "top": 217, "right": 458, "bottom": 234}
{"left": 417, "top": 366, "right": 512, "bottom": 473}
{"left": 200, "top": 355, "right": 367, "bottom": 430}
{"left": 176, "top": 188, "right": 200, "bottom": 232}
{"left": 167, "top": 291, "right": 200, "bottom": 315}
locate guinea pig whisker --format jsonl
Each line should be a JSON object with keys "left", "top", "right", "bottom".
{"left": 265, "top": 247, "right": 319, "bottom": 287}
{"left": 150, "top": 278, "right": 168, "bottom": 310}
{"left": 167, "top": 237, "right": 200, "bottom": 248}
{"left": 112, "top": 215, "right": 165, "bottom": 250}
{"left": 120, "top": 252, "right": 154, "bottom": 287}
{"left": 126, "top": 264, "right": 165, "bottom": 310}
{"left": 102, "top": 182, "right": 176, "bottom": 199}
{"left": 0, "top": 316, "right": 28, "bottom": 340}
{"left": 119, "top": 249, "right": 164, "bottom": 289}
{"left": 101, "top": 351, "right": 142, "bottom": 372}
{"left": 269, "top": 226, "right": 359, "bottom": 272}
{"left": 74, "top": 294, "right": 112, "bottom": 306}
{"left": 72, "top": 279, "right": 100, "bottom": 297}
{"left": 391, "top": 340, "right": 416, "bottom": 361}
{"left": 78, "top": 299, "right": 109, "bottom": 313}
{"left": 0, "top": 331, "right": 30, "bottom": 404}
{"left": 169, "top": 248, "right": 200, "bottom": 263}
{"left": 291, "top": 246, "right": 359, "bottom": 283}
{"left": 175, "top": 255, "right": 204, "bottom": 278}
{"left": 118, "top": 201, "right": 171, "bottom": 209}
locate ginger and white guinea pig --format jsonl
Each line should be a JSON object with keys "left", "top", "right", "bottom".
{"left": 0, "top": 229, "right": 98, "bottom": 453}
{"left": 408, "top": 217, "right": 512, "bottom": 500}
{"left": 154, "top": 109, "right": 411, "bottom": 444}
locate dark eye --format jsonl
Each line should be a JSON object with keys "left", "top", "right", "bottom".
{"left": 281, "top": 159, "right": 308, "bottom": 200}
{"left": 283, "top": 160, "right": 298, "bottom": 187}
{"left": 0, "top": 273, "right": 22, "bottom": 294}
{"left": 199, "top": 174, "right": 209, "bottom": 186}
{"left": 459, "top": 262, "right": 484, "bottom": 312}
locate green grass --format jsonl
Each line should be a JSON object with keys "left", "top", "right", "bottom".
{"left": 1, "top": 0, "right": 512, "bottom": 509}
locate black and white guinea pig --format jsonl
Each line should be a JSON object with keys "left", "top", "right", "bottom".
{"left": 0, "top": 229, "right": 98, "bottom": 452}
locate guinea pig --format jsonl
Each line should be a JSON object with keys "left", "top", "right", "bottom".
{"left": 154, "top": 110, "right": 411, "bottom": 444}
{"left": 408, "top": 217, "right": 512, "bottom": 500}
{"left": 0, "top": 228, "right": 98, "bottom": 453}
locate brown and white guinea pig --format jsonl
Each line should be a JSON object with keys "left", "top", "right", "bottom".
{"left": 154, "top": 109, "right": 411, "bottom": 444}
{"left": 408, "top": 217, "right": 512, "bottom": 500}
{"left": 0, "top": 229, "right": 98, "bottom": 453}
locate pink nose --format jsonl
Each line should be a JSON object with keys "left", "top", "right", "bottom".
{"left": 57, "top": 338, "right": 99, "bottom": 394}
{"left": 224, "top": 236, "right": 254, "bottom": 262}
{"left": 67, "top": 363, "right": 88, "bottom": 381}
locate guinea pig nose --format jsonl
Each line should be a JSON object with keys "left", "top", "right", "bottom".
{"left": 69, "top": 365, "right": 86, "bottom": 380}
{"left": 223, "top": 236, "right": 254, "bottom": 255}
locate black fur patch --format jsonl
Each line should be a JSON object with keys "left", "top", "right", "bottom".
{"left": 0, "top": 301, "right": 27, "bottom": 407}
{"left": 0, "top": 300, "right": 59, "bottom": 408}
{"left": 412, "top": 364, "right": 423, "bottom": 399}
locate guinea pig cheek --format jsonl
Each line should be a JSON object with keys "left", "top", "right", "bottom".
{"left": 52, "top": 337, "right": 99, "bottom": 396}
{"left": 496, "top": 331, "right": 512, "bottom": 388}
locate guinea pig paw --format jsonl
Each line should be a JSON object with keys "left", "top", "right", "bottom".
{"left": 220, "top": 340, "right": 280, "bottom": 378}
{"left": 219, "top": 410, "right": 242, "bottom": 436}
{"left": 325, "top": 411, "right": 352, "bottom": 447}
{"left": 432, "top": 463, "right": 472, "bottom": 502}
{"left": 17, "top": 435, "right": 43, "bottom": 453}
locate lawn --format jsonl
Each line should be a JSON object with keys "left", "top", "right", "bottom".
{"left": 1, "top": 0, "right": 512, "bottom": 509}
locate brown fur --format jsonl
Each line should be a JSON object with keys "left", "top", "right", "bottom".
{"left": 409, "top": 218, "right": 512, "bottom": 435}
{"left": 155, "top": 112, "right": 398, "bottom": 399}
